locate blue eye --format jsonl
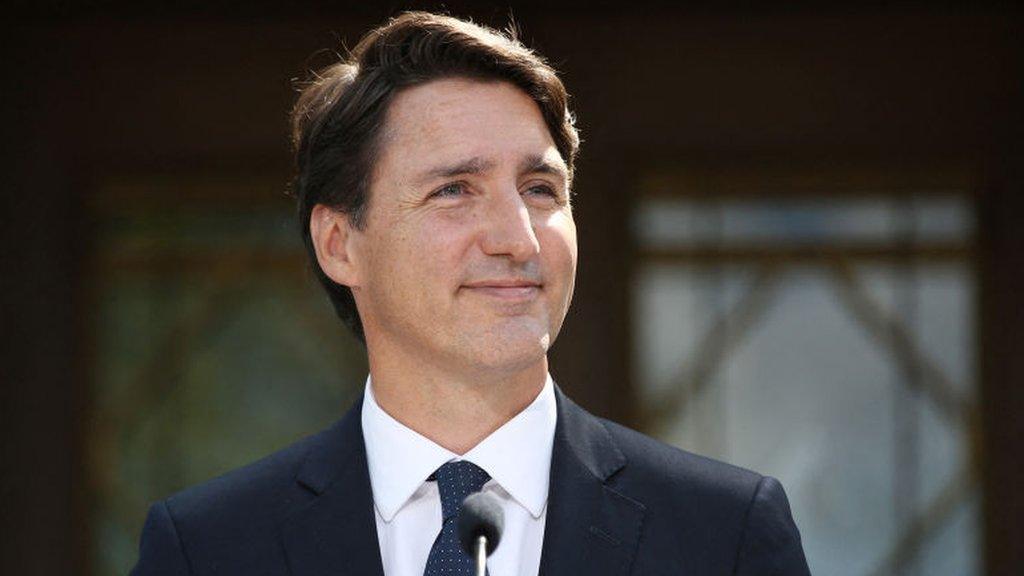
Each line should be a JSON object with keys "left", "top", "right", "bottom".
{"left": 432, "top": 183, "right": 466, "bottom": 198}
{"left": 526, "top": 185, "right": 556, "bottom": 197}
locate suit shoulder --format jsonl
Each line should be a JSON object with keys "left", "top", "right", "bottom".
{"left": 598, "top": 417, "right": 764, "bottom": 502}
{"left": 134, "top": 412, "right": 364, "bottom": 573}
{"left": 162, "top": 422, "right": 336, "bottom": 531}
{"left": 590, "top": 419, "right": 809, "bottom": 574}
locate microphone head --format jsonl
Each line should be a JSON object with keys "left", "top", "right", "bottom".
{"left": 457, "top": 491, "right": 504, "bottom": 556}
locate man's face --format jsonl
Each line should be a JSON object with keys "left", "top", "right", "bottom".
{"left": 348, "top": 78, "right": 577, "bottom": 374}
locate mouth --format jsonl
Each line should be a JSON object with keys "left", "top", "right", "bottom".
{"left": 461, "top": 279, "right": 543, "bottom": 300}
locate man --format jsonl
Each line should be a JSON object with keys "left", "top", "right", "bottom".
{"left": 132, "top": 12, "right": 810, "bottom": 576}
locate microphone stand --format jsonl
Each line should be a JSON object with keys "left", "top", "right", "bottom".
{"left": 474, "top": 535, "right": 488, "bottom": 576}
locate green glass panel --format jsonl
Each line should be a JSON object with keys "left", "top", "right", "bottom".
{"left": 91, "top": 201, "right": 366, "bottom": 576}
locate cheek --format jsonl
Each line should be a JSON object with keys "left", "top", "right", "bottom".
{"left": 539, "top": 212, "right": 578, "bottom": 270}
{"left": 393, "top": 217, "right": 476, "bottom": 288}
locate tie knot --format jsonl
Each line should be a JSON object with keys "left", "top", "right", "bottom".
{"left": 432, "top": 460, "right": 491, "bottom": 520}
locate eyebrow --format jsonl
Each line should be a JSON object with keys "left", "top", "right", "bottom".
{"left": 414, "top": 156, "right": 495, "bottom": 186}
{"left": 414, "top": 153, "right": 569, "bottom": 186}
{"left": 519, "top": 153, "right": 570, "bottom": 182}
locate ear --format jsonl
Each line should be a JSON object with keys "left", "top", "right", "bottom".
{"left": 309, "top": 204, "right": 363, "bottom": 288}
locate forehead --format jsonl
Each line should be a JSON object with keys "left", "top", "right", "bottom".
{"left": 375, "top": 78, "right": 564, "bottom": 178}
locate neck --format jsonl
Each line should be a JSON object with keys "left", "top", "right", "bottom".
{"left": 367, "top": 350, "right": 548, "bottom": 455}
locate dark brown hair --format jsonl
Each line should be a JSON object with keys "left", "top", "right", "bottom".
{"left": 290, "top": 11, "right": 580, "bottom": 342}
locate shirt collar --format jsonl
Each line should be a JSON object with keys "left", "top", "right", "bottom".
{"left": 361, "top": 375, "right": 557, "bottom": 522}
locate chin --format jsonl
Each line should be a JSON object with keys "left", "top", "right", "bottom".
{"left": 461, "top": 327, "right": 551, "bottom": 374}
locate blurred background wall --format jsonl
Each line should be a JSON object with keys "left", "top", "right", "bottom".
{"left": 2, "top": 2, "right": 1021, "bottom": 575}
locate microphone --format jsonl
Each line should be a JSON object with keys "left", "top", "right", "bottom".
{"left": 457, "top": 491, "right": 504, "bottom": 576}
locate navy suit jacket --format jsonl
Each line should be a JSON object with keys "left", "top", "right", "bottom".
{"left": 131, "top": 386, "right": 811, "bottom": 575}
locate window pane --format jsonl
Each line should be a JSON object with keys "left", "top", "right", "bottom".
{"left": 633, "top": 194, "right": 977, "bottom": 576}
{"left": 90, "top": 199, "right": 366, "bottom": 576}
{"left": 634, "top": 196, "right": 973, "bottom": 247}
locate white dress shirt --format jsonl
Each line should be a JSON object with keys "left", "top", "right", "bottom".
{"left": 361, "top": 375, "right": 557, "bottom": 576}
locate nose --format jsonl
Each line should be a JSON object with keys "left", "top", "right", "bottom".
{"left": 479, "top": 189, "right": 541, "bottom": 262}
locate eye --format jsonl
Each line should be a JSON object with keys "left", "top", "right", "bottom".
{"left": 430, "top": 182, "right": 467, "bottom": 199}
{"left": 524, "top": 183, "right": 557, "bottom": 197}
{"left": 523, "top": 182, "right": 567, "bottom": 206}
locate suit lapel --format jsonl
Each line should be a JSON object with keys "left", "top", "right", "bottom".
{"left": 277, "top": 386, "right": 645, "bottom": 576}
{"left": 281, "top": 398, "right": 385, "bottom": 576}
{"left": 539, "top": 387, "right": 646, "bottom": 576}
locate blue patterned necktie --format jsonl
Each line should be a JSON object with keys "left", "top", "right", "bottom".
{"left": 423, "top": 460, "right": 492, "bottom": 576}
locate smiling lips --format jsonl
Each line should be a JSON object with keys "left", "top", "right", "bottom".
{"left": 462, "top": 279, "right": 542, "bottom": 300}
